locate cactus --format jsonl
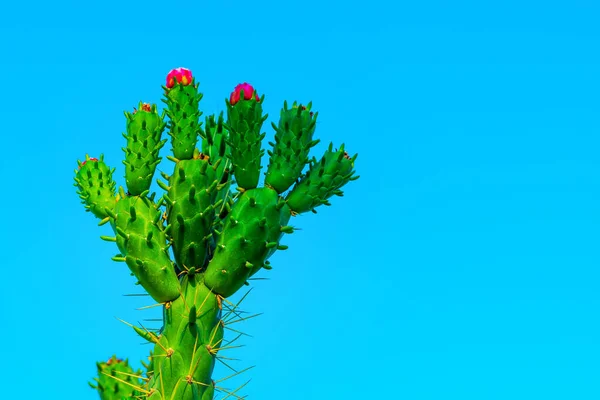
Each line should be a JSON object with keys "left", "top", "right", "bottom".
{"left": 74, "top": 67, "right": 359, "bottom": 399}
{"left": 89, "top": 355, "right": 144, "bottom": 400}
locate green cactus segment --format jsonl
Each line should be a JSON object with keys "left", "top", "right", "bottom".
{"left": 74, "top": 155, "right": 117, "bottom": 220}
{"left": 204, "top": 187, "right": 292, "bottom": 297}
{"left": 165, "top": 157, "right": 220, "bottom": 271}
{"left": 226, "top": 96, "right": 267, "bottom": 190}
{"left": 89, "top": 355, "right": 144, "bottom": 400}
{"left": 265, "top": 102, "right": 320, "bottom": 193}
{"left": 202, "top": 113, "right": 233, "bottom": 204}
{"left": 148, "top": 272, "right": 223, "bottom": 399}
{"left": 201, "top": 113, "right": 236, "bottom": 252}
{"left": 286, "top": 143, "right": 359, "bottom": 214}
{"left": 109, "top": 192, "right": 181, "bottom": 303}
{"left": 122, "top": 103, "right": 167, "bottom": 196}
{"left": 164, "top": 79, "right": 203, "bottom": 160}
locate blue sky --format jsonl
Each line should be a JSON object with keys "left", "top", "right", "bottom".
{"left": 2, "top": 0, "right": 600, "bottom": 398}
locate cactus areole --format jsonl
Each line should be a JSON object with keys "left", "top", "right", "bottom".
{"left": 74, "top": 67, "right": 359, "bottom": 399}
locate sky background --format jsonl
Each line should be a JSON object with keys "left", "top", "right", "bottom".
{"left": 2, "top": 0, "right": 600, "bottom": 399}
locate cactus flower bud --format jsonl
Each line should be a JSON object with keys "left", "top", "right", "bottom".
{"left": 106, "top": 357, "right": 123, "bottom": 365}
{"left": 132, "top": 103, "right": 152, "bottom": 114}
{"left": 79, "top": 157, "right": 98, "bottom": 169}
{"left": 230, "top": 82, "right": 259, "bottom": 105}
{"left": 166, "top": 67, "right": 193, "bottom": 89}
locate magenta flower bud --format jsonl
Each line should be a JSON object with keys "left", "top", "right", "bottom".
{"left": 230, "top": 82, "right": 259, "bottom": 105}
{"left": 166, "top": 67, "right": 193, "bottom": 89}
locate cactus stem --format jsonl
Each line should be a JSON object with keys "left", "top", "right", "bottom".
{"left": 167, "top": 155, "right": 179, "bottom": 163}
{"left": 100, "top": 235, "right": 117, "bottom": 242}
{"left": 111, "top": 256, "right": 126, "bottom": 262}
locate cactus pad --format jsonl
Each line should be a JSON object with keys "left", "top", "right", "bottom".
{"left": 265, "top": 102, "right": 320, "bottom": 193}
{"left": 74, "top": 155, "right": 117, "bottom": 220}
{"left": 286, "top": 143, "right": 359, "bottom": 214}
{"left": 122, "top": 102, "right": 167, "bottom": 196}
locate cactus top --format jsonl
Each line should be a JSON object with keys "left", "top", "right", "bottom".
{"left": 166, "top": 67, "right": 193, "bottom": 89}
{"left": 133, "top": 103, "right": 152, "bottom": 114}
{"left": 105, "top": 357, "right": 123, "bottom": 365}
{"left": 294, "top": 104, "right": 314, "bottom": 117}
{"left": 230, "top": 82, "right": 259, "bottom": 105}
{"left": 78, "top": 157, "right": 98, "bottom": 169}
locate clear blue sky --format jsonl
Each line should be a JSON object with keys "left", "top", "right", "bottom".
{"left": 2, "top": 0, "right": 600, "bottom": 399}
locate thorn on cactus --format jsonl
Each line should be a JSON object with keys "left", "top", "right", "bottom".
{"left": 166, "top": 67, "right": 193, "bottom": 89}
{"left": 230, "top": 82, "right": 260, "bottom": 105}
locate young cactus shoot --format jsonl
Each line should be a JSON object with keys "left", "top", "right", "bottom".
{"left": 74, "top": 67, "right": 359, "bottom": 399}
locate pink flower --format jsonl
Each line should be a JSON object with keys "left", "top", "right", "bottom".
{"left": 166, "top": 67, "right": 193, "bottom": 89}
{"left": 230, "top": 83, "right": 259, "bottom": 105}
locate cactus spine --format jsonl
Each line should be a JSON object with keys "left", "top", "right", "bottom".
{"left": 75, "top": 68, "right": 358, "bottom": 399}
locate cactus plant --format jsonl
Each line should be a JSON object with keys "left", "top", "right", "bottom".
{"left": 74, "top": 67, "right": 358, "bottom": 399}
{"left": 89, "top": 355, "right": 145, "bottom": 400}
